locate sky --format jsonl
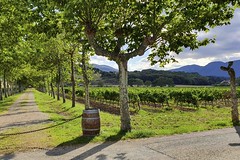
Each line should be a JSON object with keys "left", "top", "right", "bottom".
{"left": 90, "top": 9, "right": 240, "bottom": 71}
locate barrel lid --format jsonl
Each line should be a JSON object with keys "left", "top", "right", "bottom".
{"left": 83, "top": 108, "right": 100, "bottom": 113}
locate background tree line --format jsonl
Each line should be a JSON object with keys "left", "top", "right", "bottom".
{"left": 92, "top": 68, "right": 228, "bottom": 87}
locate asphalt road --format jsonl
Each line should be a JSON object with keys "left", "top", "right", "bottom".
{"left": 0, "top": 127, "right": 240, "bottom": 160}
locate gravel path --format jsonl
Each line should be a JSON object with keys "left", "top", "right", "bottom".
{"left": 0, "top": 90, "right": 50, "bottom": 132}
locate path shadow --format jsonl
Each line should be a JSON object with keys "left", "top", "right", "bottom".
{"left": 46, "top": 131, "right": 127, "bottom": 160}
{"left": 0, "top": 119, "right": 52, "bottom": 131}
{"left": 20, "top": 101, "right": 36, "bottom": 106}
{"left": 46, "top": 136, "right": 95, "bottom": 156}
{"left": 229, "top": 125, "right": 240, "bottom": 147}
{"left": 0, "top": 111, "right": 50, "bottom": 118}
{"left": 0, "top": 119, "right": 52, "bottom": 130}
{"left": 0, "top": 115, "right": 81, "bottom": 136}
{"left": 71, "top": 131, "right": 126, "bottom": 160}
{"left": 0, "top": 153, "right": 15, "bottom": 160}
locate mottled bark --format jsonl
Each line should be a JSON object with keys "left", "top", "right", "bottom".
{"left": 118, "top": 59, "right": 131, "bottom": 132}
{"left": 229, "top": 69, "right": 239, "bottom": 124}
{"left": 70, "top": 53, "right": 76, "bottom": 107}
{"left": 82, "top": 51, "right": 90, "bottom": 109}
{"left": 221, "top": 62, "right": 239, "bottom": 124}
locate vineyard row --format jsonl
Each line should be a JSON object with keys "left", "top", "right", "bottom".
{"left": 66, "top": 87, "right": 237, "bottom": 108}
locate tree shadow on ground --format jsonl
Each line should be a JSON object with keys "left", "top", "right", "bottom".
{"left": 46, "top": 131, "right": 127, "bottom": 160}
{"left": 229, "top": 125, "right": 240, "bottom": 147}
{"left": 0, "top": 119, "right": 52, "bottom": 131}
{"left": 0, "top": 115, "right": 81, "bottom": 136}
{"left": 0, "top": 111, "right": 49, "bottom": 118}
{"left": 0, "top": 153, "right": 15, "bottom": 160}
{"left": 45, "top": 136, "right": 95, "bottom": 156}
{"left": 20, "top": 101, "right": 36, "bottom": 106}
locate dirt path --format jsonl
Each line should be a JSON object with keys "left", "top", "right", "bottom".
{"left": 0, "top": 90, "right": 52, "bottom": 153}
{"left": 0, "top": 90, "right": 50, "bottom": 132}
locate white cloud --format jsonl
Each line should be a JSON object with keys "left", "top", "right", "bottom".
{"left": 90, "top": 55, "right": 118, "bottom": 69}
{"left": 128, "top": 57, "right": 153, "bottom": 71}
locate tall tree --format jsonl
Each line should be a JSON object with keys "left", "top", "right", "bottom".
{"left": 60, "top": 0, "right": 239, "bottom": 132}
{"left": 62, "top": 39, "right": 79, "bottom": 107}
{"left": 79, "top": 43, "right": 93, "bottom": 110}
{"left": 43, "top": 35, "right": 69, "bottom": 101}
{"left": 221, "top": 61, "right": 239, "bottom": 125}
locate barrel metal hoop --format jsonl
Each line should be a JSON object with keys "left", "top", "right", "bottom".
{"left": 83, "top": 128, "right": 100, "bottom": 131}
{"left": 82, "top": 118, "right": 100, "bottom": 120}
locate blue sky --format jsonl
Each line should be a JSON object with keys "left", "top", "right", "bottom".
{"left": 91, "top": 9, "right": 240, "bottom": 71}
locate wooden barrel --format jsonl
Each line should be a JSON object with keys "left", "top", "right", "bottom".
{"left": 82, "top": 109, "right": 100, "bottom": 136}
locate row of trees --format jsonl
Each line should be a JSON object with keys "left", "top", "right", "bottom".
{"left": 0, "top": 1, "right": 30, "bottom": 100}
{"left": 1, "top": 0, "right": 239, "bottom": 131}
{"left": 0, "top": 1, "right": 93, "bottom": 109}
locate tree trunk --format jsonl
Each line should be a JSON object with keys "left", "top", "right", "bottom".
{"left": 117, "top": 59, "right": 131, "bottom": 132}
{"left": 229, "top": 68, "right": 239, "bottom": 124}
{"left": 56, "top": 65, "right": 61, "bottom": 101}
{"left": 60, "top": 66, "right": 66, "bottom": 103}
{"left": 7, "top": 83, "right": 11, "bottom": 96}
{"left": 82, "top": 51, "right": 90, "bottom": 109}
{"left": 71, "top": 53, "right": 76, "bottom": 107}
{"left": 0, "top": 80, "right": 2, "bottom": 101}
{"left": 51, "top": 82, "right": 55, "bottom": 99}
{"left": 18, "top": 81, "right": 21, "bottom": 93}
{"left": 42, "top": 78, "right": 46, "bottom": 93}
{"left": 47, "top": 82, "right": 51, "bottom": 96}
{"left": 3, "top": 70, "right": 7, "bottom": 98}
{"left": 61, "top": 80, "right": 66, "bottom": 103}
{"left": 57, "top": 78, "right": 60, "bottom": 100}
{"left": 220, "top": 62, "right": 239, "bottom": 125}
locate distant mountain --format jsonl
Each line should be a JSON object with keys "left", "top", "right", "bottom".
{"left": 170, "top": 60, "right": 240, "bottom": 77}
{"left": 92, "top": 64, "right": 118, "bottom": 72}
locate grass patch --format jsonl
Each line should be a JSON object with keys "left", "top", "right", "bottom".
{"left": 0, "top": 89, "right": 236, "bottom": 154}
{"left": 0, "top": 93, "right": 22, "bottom": 114}
{"left": 34, "top": 90, "right": 234, "bottom": 143}
{"left": 0, "top": 124, "right": 53, "bottom": 154}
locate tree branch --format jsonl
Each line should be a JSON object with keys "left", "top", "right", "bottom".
{"left": 125, "top": 35, "right": 156, "bottom": 60}
{"left": 84, "top": 27, "right": 111, "bottom": 58}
